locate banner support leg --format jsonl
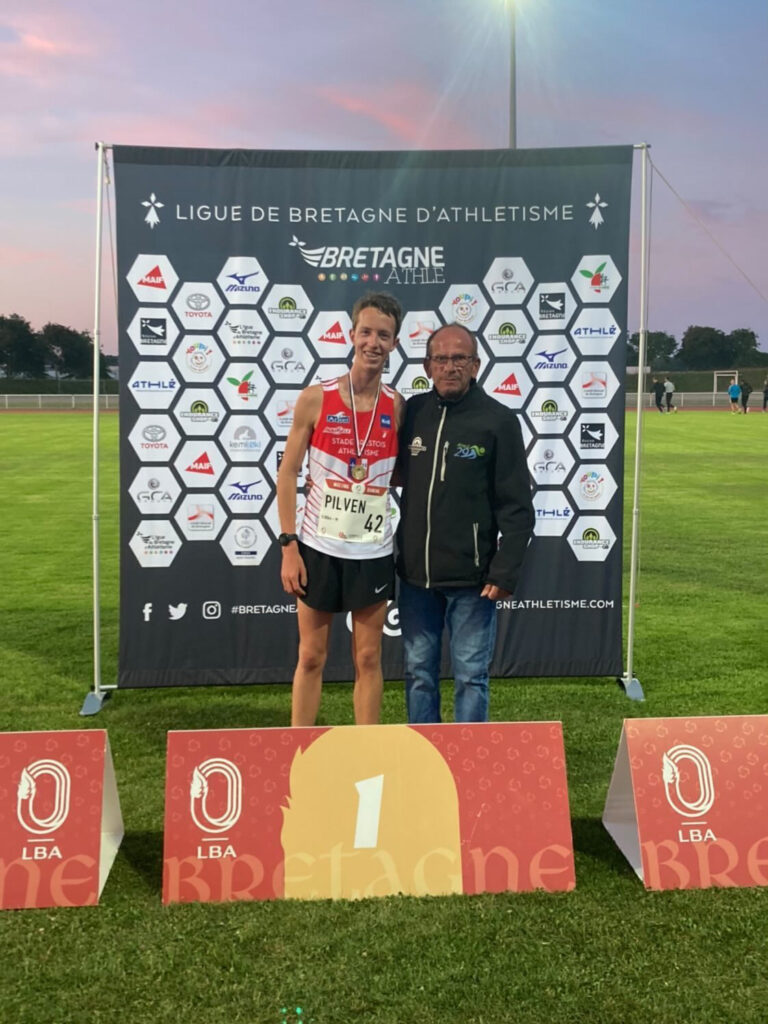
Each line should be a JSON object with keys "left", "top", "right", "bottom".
{"left": 617, "top": 674, "right": 645, "bottom": 701}
{"left": 82, "top": 141, "right": 110, "bottom": 716}
{"left": 619, "top": 142, "right": 651, "bottom": 703}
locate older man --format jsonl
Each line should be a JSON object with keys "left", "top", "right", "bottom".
{"left": 395, "top": 323, "right": 534, "bottom": 723}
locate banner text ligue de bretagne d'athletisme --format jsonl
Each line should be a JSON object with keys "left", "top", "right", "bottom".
{"left": 113, "top": 145, "right": 632, "bottom": 688}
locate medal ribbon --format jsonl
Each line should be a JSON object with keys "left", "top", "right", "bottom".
{"left": 348, "top": 373, "right": 381, "bottom": 460}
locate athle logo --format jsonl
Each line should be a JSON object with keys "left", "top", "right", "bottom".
{"left": 662, "top": 744, "right": 717, "bottom": 843}
{"left": 189, "top": 758, "right": 242, "bottom": 834}
{"left": 17, "top": 760, "right": 71, "bottom": 835}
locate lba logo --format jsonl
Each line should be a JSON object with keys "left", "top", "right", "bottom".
{"left": 189, "top": 758, "right": 243, "bottom": 835}
{"left": 662, "top": 745, "right": 715, "bottom": 818}
{"left": 17, "top": 759, "right": 71, "bottom": 835}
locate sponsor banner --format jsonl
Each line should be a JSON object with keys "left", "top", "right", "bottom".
{"left": 114, "top": 146, "right": 632, "bottom": 684}
{"left": 0, "top": 731, "right": 123, "bottom": 909}
{"left": 163, "top": 722, "right": 574, "bottom": 904}
{"left": 603, "top": 716, "right": 768, "bottom": 891}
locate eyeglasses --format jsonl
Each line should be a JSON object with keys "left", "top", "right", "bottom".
{"left": 429, "top": 354, "right": 476, "bottom": 367}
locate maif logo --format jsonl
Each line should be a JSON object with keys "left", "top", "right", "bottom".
{"left": 17, "top": 760, "right": 71, "bottom": 834}
{"left": 189, "top": 758, "right": 243, "bottom": 834}
{"left": 662, "top": 745, "right": 715, "bottom": 818}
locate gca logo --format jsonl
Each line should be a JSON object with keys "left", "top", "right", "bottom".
{"left": 189, "top": 758, "right": 242, "bottom": 833}
{"left": 662, "top": 744, "right": 715, "bottom": 817}
{"left": 17, "top": 760, "right": 71, "bottom": 834}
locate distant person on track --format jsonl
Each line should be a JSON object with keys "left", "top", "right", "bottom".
{"left": 651, "top": 377, "right": 665, "bottom": 413}
{"left": 663, "top": 376, "right": 677, "bottom": 413}
{"left": 728, "top": 378, "right": 741, "bottom": 413}
{"left": 740, "top": 378, "right": 752, "bottom": 414}
{"left": 762, "top": 376, "right": 768, "bottom": 413}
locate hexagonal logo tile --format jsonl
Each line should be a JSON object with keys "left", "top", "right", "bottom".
{"left": 527, "top": 438, "right": 575, "bottom": 487}
{"left": 568, "top": 463, "right": 618, "bottom": 511}
{"left": 532, "top": 490, "right": 575, "bottom": 537}
{"left": 571, "top": 255, "right": 622, "bottom": 303}
{"left": 172, "top": 283, "right": 224, "bottom": 333}
{"left": 570, "top": 308, "right": 621, "bottom": 356}
{"left": 172, "top": 336, "right": 225, "bottom": 384}
{"left": 128, "top": 466, "right": 181, "bottom": 515}
{"left": 568, "top": 413, "right": 620, "bottom": 460}
{"left": 566, "top": 516, "right": 616, "bottom": 562}
{"left": 393, "top": 364, "right": 432, "bottom": 399}
{"left": 219, "top": 520, "right": 272, "bottom": 567}
{"left": 569, "top": 361, "right": 620, "bottom": 409}
{"left": 263, "top": 284, "right": 313, "bottom": 333}
{"left": 480, "top": 362, "right": 532, "bottom": 410}
{"left": 219, "top": 362, "right": 269, "bottom": 410}
{"left": 398, "top": 311, "right": 440, "bottom": 360}
{"left": 438, "top": 284, "right": 489, "bottom": 331}
{"left": 172, "top": 387, "right": 226, "bottom": 437}
{"left": 173, "top": 494, "right": 227, "bottom": 541}
{"left": 127, "top": 308, "right": 179, "bottom": 356}
{"left": 129, "top": 520, "right": 182, "bottom": 567}
{"left": 127, "top": 414, "right": 182, "bottom": 462}
{"left": 218, "top": 414, "right": 270, "bottom": 463}
{"left": 173, "top": 440, "right": 227, "bottom": 488}
{"left": 261, "top": 390, "right": 303, "bottom": 438}
{"left": 216, "top": 257, "right": 268, "bottom": 305}
{"left": 262, "top": 336, "right": 316, "bottom": 387}
{"left": 482, "top": 257, "right": 534, "bottom": 305}
{"left": 217, "top": 308, "right": 270, "bottom": 358}
{"left": 526, "top": 336, "right": 577, "bottom": 384}
{"left": 127, "top": 361, "right": 179, "bottom": 409}
{"left": 126, "top": 254, "right": 179, "bottom": 304}
{"left": 482, "top": 310, "right": 535, "bottom": 357}
{"left": 526, "top": 283, "right": 577, "bottom": 332}
{"left": 525, "top": 387, "right": 577, "bottom": 435}
{"left": 306, "top": 310, "right": 352, "bottom": 360}
{"left": 218, "top": 467, "right": 270, "bottom": 516}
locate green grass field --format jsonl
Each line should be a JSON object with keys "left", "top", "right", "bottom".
{"left": 0, "top": 410, "right": 766, "bottom": 1024}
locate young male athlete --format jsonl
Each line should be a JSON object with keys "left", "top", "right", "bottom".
{"left": 277, "top": 293, "right": 404, "bottom": 726}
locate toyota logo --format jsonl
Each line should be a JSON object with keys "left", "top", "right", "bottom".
{"left": 187, "top": 293, "right": 211, "bottom": 311}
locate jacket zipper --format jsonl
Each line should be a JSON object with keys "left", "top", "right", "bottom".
{"left": 440, "top": 441, "right": 449, "bottom": 482}
{"left": 473, "top": 522, "right": 479, "bottom": 567}
{"left": 424, "top": 407, "right": 447, "bottom": 587}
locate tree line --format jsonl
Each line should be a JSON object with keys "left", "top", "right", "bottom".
{"left": 0, "top": 314, "right": 114, "bottom": 379}
{"left": 2, "top": 311, "right": 765, "bottom": 378}
{"left": 628, "top": 326, "right": 767, "bottom": 370}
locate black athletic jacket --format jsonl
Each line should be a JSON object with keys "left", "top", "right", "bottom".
{"left": 396, "top": 381, "right": 534, "bottom": 592}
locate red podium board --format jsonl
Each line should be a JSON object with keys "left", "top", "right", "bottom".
{"left": 603, "top": 716, "right": 768, "bottom": 890}
{"left": 163, "top": 722, "right": 575, "bottom": 903}
{"left": 0, "top": 730, "right": 123, "bottom": 909}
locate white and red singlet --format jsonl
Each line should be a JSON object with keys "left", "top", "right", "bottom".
{"left": 299, "top": 377, "right": 398, "bottom": 558}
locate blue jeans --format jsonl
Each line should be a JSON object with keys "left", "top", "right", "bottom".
{"left": 399, "top": 580, "right": 497, "bottom": 723}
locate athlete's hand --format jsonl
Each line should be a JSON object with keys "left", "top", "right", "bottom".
{"left": 481, "top": 583, "right": 510, "bottom": 602}
{"left": 281, "top": 545, "right": 307, "bottom": 596}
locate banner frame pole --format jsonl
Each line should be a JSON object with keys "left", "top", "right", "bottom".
{"left": 619, "top": 142, "right": 650, "bottom": 702}
{"left": 81, "top": 142, "right": 115, "bottom": 715}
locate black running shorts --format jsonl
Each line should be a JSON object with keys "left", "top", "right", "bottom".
{"left": 298, "top": 542, "right": 394, "bottom": 613}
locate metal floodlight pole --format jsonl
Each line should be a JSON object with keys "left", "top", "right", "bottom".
{"left": 508, "top": 0, "right": 517, "bottom": 149}
{"left": 620, "top": 143, "right": 651, "bottom": 702}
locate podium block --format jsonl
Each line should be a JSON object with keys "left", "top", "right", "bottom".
{"left": 603, "top": 716, "right": 768, "bottom": 890}
{"left": 0, "top": 730, "right": 123, "bottom": 909}
{"left": 163, "top": 722, "right": 575, "bottom": 904}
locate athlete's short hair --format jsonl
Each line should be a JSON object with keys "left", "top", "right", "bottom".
{"left": 351, "top": 292, "right": 403, "bottom": 337}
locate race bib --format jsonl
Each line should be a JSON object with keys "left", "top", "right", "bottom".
{"left": 318, "top": 479, "right": 388, "bottom": 544}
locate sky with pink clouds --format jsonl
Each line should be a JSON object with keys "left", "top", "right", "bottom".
{"left": 1, "top": 0, "right": 766, "bottom": 354}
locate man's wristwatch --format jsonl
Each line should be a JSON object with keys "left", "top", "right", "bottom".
{"left": 278, "top": 533, "right": 299, "bottom": 547}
